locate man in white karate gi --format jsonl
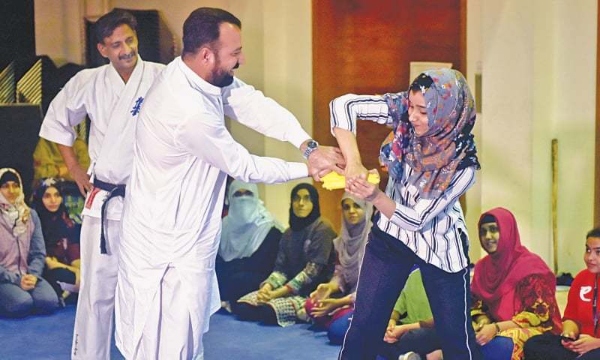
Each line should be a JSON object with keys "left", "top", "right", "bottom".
{"left": 114, "top": 7, "right": 344, "bottom": 360}
{"left": 38, "top": 9, "right": 165, "bottom": 360}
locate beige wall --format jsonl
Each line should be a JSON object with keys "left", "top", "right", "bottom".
{"left": 35, "top": 0, "right": 597, "bottom": 274}
{"left": 468, "top": 0, "right": 597, "bottom": 274}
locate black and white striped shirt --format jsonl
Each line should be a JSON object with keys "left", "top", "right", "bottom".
{"left": 330, "top": 94, "right": 474, "bottom": 273}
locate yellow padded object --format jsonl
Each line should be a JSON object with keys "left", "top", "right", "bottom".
{"left": 321, "top": 172, "right": 380, "bottom": 191}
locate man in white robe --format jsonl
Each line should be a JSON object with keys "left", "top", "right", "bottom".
{"left": 114, "top": 7, "right": 344, "bottom": 360}
{"left": 38, "top": 9, "right": 165, "bottom": 360}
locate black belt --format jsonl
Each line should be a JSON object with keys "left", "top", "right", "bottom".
{"left": 93, "top": 178, "right": 126, "bottom": 254}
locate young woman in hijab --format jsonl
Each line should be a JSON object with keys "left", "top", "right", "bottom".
{"left": 524, "top": 227, "right": 600, "bottom": 360}
{"left": 329, "top": 69, "right": 482, "bottom": 360}
{"left": 470, "top": 207, "right": 561, "bottom": 360}
{"left": 0, "top": 168, "right": 59, "bottom": 317}
{"left": 216, "top": 180, "right": 284, "bottom": 309}
{"left": 305, "top": 192, "right": 373, "bottom": 344}
{"left": 379, "top": 207, "right": 560, "bottom": 360}
{"left": 236, "top": 183, "right": 337, "bottom": 326}
{"left": 32, "top": 178, "right": 81, "bottom": 301}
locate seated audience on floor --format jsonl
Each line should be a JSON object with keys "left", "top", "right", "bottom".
{"left": 304, "top": 192, "right": 372, "bottom": 344}
{"left": 216, "top": 180, "right": 284, "bottom": 311}
{"left": 379, "top": 266, "right": 439, "bottom": 360}
{"left": 470, "top": 207, "right": 561, "bottom": 360}
{"left": 31, "top": 178, "right": 81, "bottom": 303}
{"left": 0, "top": 168, "right": 59, "bottom": 317}
{"left": 32, "top": 137, "right": 89, "bottom": 223}
{"left": 385, "top": 207, "right": 562, "bottom": 360}
{"left": 236, "top": 183, "right": 337, "bottom": 326}
{"left": 523, "top": 227, "right": 600, "bottom": 360}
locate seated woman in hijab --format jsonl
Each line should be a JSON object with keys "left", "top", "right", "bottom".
{"left": 0, "top": 168, "right": 59, "bottom": 317}
{"left": 216, "top": 180, "right": 284, "bottom": 311}
{"left": 384, "top": 207, "right": 562, "bottom": 360}
{"left": 305, "top": 192, "right": 372, "bottom": 344}
{"left": 236, "top": 183, "right": 337, "bottom": 326}
{"left": 469, "top": 207, "right": 562, "bottom": 360}
{"left": 31, "top": 178, "right": 81, "bottom": 303}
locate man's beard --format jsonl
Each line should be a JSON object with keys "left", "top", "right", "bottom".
{"left": 211, "top": 58, "right": 239, "bottom": 88}
{"left": 213, "top": 71, "right": 234, "bottom": 87}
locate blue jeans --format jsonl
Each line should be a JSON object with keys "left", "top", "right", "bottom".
{"left": 338, "top": 226, "right": 482, "bottom": 360}
{"left": 0, "top": 278, "right": 59, "bottom": 317}
{"left": 328, "top": 311, "right": 353, "bottom": 345}
{"left": 481, "top": 336, "right": 513, "bottom": 360}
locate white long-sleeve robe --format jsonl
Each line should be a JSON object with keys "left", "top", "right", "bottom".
{"left": 115, "top": 57, "right": 310, "bottom": 359}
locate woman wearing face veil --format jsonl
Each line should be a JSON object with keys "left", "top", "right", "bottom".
{"left": 216, "top": 180, "right": 284, "bottom": 309}
{"left": 236, "top": 183, "right": 337, "bottom": 326}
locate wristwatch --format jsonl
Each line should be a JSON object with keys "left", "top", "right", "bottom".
{"left": 302, "top": 139, "right": 319, "bottom": 159}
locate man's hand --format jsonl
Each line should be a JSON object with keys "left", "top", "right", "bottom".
{"left": 57, "top": 143, "right": 92, "bottom": 196}
{"left": 306, "top": 145, "right": 345, "bottom": 181}
{"left": 70, "top": 165, "right": 92, "bottom": 196}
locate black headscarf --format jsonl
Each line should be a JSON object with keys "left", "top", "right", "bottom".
{"left": 288, "top": 183, "right": 320, "bottom": 231}
{"left": 0, "top": 171, "right": 19, "bottom": 187}
{"left": 31, "top": 179, "right": 76, "bottom": 247}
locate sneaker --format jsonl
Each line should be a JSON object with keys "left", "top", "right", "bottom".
{"left": 398, "top": 352, "right": 421, "bottom": 360}
{"left": 220, "top": 301, "right": 232, "bottom": 313}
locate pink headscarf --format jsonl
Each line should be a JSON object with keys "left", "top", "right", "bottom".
{"left": 471, "top": 207, "right": 560, "bottom": 331}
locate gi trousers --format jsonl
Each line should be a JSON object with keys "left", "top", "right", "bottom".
{"left": 71, "top": 216, "right": 120, "bottom": 360}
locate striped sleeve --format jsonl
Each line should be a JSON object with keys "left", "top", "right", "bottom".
{"left": 329, "top": 94, "right": 393, "bottom": 135}
{"left": 388, "top": 167, "right": 476, "bottom": 231}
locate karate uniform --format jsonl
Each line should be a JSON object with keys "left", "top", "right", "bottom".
{"left": 115, "top": 57, "right": 310, "bottom": 360}
{"left": 39, "top": 57, "right": 165, "bottom": 360}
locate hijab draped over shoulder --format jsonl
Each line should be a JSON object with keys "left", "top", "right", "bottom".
{"left": 0, "top": 168, "right": 35, "bottom": 274}
{"left": 333, "top": 192, "right": 373, "bottom": 290}
{"left": 219, "top": 180, "right": 284, "bottom": 262}
{"left": 471, "top": 207, "right": 558, "bottom": 323}
{"left": 0, "top": 168, "right": 31, "bottom": 237}
{"left": 381, "top": 68, "right": 480, "bottom": 199}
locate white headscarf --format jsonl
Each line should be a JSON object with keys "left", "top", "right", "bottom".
{"left": 218, "top": 180, "right": 284, "bottom": 262}
{"left": 0, "top": 168, "right": 30, "bottom": 236}
{"left": 333, "top": 192, "right": 373, "bottom": 290}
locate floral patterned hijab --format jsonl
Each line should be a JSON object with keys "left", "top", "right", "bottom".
{"left": 381, "top": 68, "right": 480, "bottom": 199}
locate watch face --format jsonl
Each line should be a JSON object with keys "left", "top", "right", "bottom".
{"left": 303, "top": 140, "right": 319, "bottom": 159}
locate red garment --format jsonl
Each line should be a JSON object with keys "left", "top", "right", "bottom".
{"left": 563, "top": 269, "right": 600, "bottom": 337}
{"left": 471, "top": 207, "right": 561, "bottom": 331}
